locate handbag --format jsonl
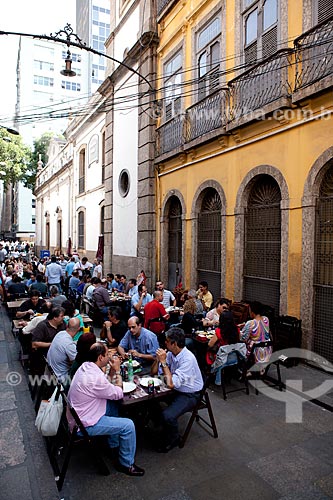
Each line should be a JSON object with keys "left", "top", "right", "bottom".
{"left": 35, "top": 386, "right": 63, "bottom": 436}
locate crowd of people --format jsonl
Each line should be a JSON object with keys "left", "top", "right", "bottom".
{"left": 1, "top": 241, "right": 272, "bottom": 476}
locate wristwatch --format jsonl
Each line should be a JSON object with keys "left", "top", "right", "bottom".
{"left": 161, "top": 362, "right": 167, "bottom": 368}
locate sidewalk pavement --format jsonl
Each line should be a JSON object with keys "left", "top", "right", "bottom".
{"left": 0, "top": 304, "right": 59, "bottom": 500}
{"left": 0, "top": 301, "right": 333, "bottom": 500}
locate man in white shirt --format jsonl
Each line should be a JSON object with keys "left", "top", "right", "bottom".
{"left": 92, "top": 258, "right": 103, "bottom": 279}
{"left": 155, "top": 281, "right": 176, "bottom": 309}
{"left": 45, "top": 256, "right": 63, "bottom": 291}
{"left": 74, "top": 257, "right": 93, "bottom": 277}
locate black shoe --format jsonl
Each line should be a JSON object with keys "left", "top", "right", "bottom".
{"left": 156, "top": 438, "right": 180, "bottom": 453}
{"left": 115, "top": 462, "right": 145, "bottom": 476}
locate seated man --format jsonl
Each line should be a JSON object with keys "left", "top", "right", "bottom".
{"left": 144, "top": 290, "right": 169, "bottom": 345}
{"left": 117, "top": 316, "right": 159, "bottom": 367}
{"left": 49, "top": 285, "right": 67, "bottom": 307}
{"left": 130, "top": 284, "right": 152, "bottom": 316}
{"left": 155, "top": 280, "right": 176, "bottom": 309}
{"left": 151, "top": 327, "right": 203, "bottom": 452}
{"left": 30, "top": 307, "right": 66, "bottom": 375}
{"left": 92, "top": 278, "right": 113, "bottom": 320}
{"left": 196, "top": 281, "right": 213, "bottom": 311}
{"left": 30, "top": 273, "right": 48, "bottom": 297}
{"left": 68, "top": 342, "right": 144, "bottom": 476}
{"left": 126, "top": 278, "right": 138, "bottom": 298}
{"left": 16, "top": 290, "right": 45, "bottom": 320}
{"left": 101, "top": 306, "right": 127, "bottom": 347}
{"left": 7, "top": 273, "right": 27, "bottom": 299}
{"left": 47, "top": 317, "right": 80, "bottom": 384}
{"left": 203, "top": 298, "right": 230, "bottom": 328}
{"left": 85, "top": 276, "right": 99, "bottom": 300}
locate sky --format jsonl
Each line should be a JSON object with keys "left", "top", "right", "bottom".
{"left": 0, "top": 0, "right": 76, "bottom": 131}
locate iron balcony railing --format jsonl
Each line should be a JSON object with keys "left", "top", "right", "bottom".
{"left": 294, "top": 15, "right": 333, "bottom": 91}
{"left": 228, "top": 48, "right": 292, "bottom": 122}
{"left": 156, "top": 114, "right": 185, "bottom": 156}
{"left": 185, "top": 89, "right": 228, "bottom": 143}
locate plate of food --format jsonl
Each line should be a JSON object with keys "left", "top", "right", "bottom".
{"left": 139, "top": 377, "right": 162, "bottom": 388}
{"left": 122, "top": 360, "right": 140, "bottom": 368}
{"left": 122, "top": 381, "right": 137, "bottom": 394}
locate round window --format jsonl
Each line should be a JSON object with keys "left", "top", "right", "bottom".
{"left": 118, "top": 169, "right": 130, "bottom": 197}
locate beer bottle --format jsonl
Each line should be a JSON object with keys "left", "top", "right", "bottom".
{"left": 128, "top": 353, "right": 134, "bottom": 382}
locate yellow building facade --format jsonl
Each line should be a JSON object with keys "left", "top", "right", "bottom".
{"left": 154, "top": 0, "right": 333, "bottom": 362}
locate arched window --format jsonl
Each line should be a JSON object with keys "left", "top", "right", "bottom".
{"left": 313, "top": 165, "right": 333, "bottom": 363}
{"left": 78, "top": 211, "right": 85, "bottom": 249}
{"left": 243, "top": 175, "right": 281, "bottom": 313}
{"left": 197, "top": 188, "right": 222, "bottom": 302}
{"left": 168, "top": 196, "right": 182, "bottom": 290}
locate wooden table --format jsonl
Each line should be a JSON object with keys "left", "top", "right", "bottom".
{"left": 7, "top": 299, "right": 28, "bottom": 309}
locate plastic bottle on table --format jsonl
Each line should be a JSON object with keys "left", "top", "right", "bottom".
{"left": 127, "top": 353, "right": 134, "bottom": 382}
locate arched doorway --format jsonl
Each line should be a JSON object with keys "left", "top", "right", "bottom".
{"left": 197, "top": 188, "right": 222, "bottom": 302}
{"left": 313, "top": 166, "right": 333, "bottom": 363}
{"left": 168, "top": 196, "right": 182, "bottom": 290}
{"left": 243, "top": 175, "right": 281, "bottom": 313}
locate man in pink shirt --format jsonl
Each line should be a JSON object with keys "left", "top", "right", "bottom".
{"left": 68, "top": 343, "right": 144, "bottom": 476}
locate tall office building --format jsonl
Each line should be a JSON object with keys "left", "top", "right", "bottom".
{"left": 17, "top": 37, "right": 82, "bottom": 146}
{"left": 5, "top": 2, "right": 110, "bottom": 240}
{"left": 76, "top": 0, "right": 111, "bottom": 98}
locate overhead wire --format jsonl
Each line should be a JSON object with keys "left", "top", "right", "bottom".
{"left": 1, "top": 32, "right": 332, "bottom": 127}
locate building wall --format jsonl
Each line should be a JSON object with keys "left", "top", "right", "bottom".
{"left": 112, "top": 73, "right": 138, "bottom": 257}
{"left": 155, "top": 0, "right": 333, "bottom": 359}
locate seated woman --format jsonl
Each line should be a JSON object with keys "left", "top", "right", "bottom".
{"left": 207, "top": 311, "right": 242, "bottom": 384}
{"left": 240, "top": 301, "right": 272, "bottom": 373}
{"left": 62, "top": 300, "right": 85, "bottom": 341}
{"left": 181, "top": 299, "right": 203, "bottom": 336}
{"left": 207, "top": 310, "right": 240, "bottom": 352}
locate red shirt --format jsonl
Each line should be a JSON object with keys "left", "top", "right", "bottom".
{"left": 144, "top": 300, "right": 167, "bottom": 335}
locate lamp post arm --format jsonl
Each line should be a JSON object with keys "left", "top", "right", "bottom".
{"left": 0, "top": 27, "right": 154, "bottom": 92}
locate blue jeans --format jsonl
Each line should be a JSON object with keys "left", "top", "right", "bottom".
{"left": 162, "top": 391, "right": 201, "bottom": 443}
{"left": 84, "top": 400, "right": 136, "bottom": 468}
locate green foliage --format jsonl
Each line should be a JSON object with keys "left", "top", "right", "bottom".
{"left": 0, "top": 128, "right": 32, "bottom": 189}
{"left": 25, "top": 132, "right": 65, "bottom": 191}
{"left": 0, "top": 130, "right": 65, "bottom": 192}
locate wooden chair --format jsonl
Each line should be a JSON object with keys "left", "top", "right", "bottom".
{"left": 179, "top": 374, "right": 218, "bottom": 448}
{"left": 53, "top": 391, "right": 110, "bottom": 491}
{"left": 248, "top": 340, "right": 283, "bottom": 394}
{"left": 229, "top": 302, "right": 250, "bottom": 325}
